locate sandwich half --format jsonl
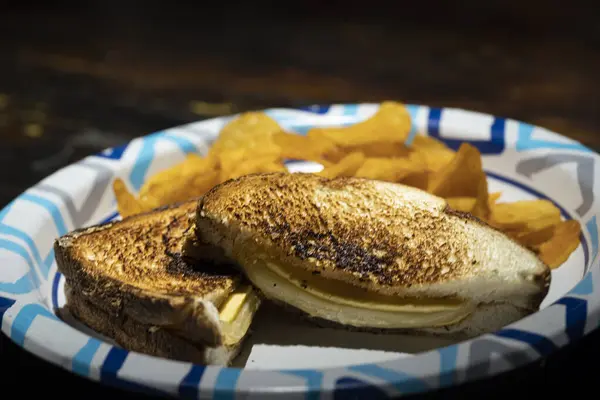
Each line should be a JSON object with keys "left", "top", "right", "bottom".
{"left": 54, "top": 199, "right": 260, "bottom": 365}
{"left": 189, "top": 172, "right": 551, "bottom": 338}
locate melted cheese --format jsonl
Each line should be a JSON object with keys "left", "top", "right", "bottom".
{"left": 244, "top": 261, "right": 475, "bottom": 329}
{"left": 218, "top": 284, "right": 261, "bottom": 346}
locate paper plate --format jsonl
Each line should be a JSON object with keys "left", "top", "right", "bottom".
{"left": 1, "top": 104, "right": 598, "bottom": 398}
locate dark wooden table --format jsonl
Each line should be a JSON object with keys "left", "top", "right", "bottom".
{"left": 0, "top": 2, "right": 598, "bottom": 398}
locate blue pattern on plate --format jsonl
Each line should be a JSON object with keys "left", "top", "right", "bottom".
{"left": 0, "top": 239, "right": 42, "bottom": 294}
{"left": 96, "top": 144, "right": 129, "bottom": 160}
{"left": 72, "top": 338, "right": 103, "bottom": 377}
{"left": 1, "top": 202, "right": 55, "bottom": 278}
{"left": 570, "top": 272, "right": 594, "bottom": 296}
{"left": 129, "top": 135, "right": 160, "bottom": 191}
{"left": 586, "top": 216, "right": 599, "bottom": 262}
{"left": 282, "top": 370, "right": 324, "bottom": 400}
{"left": 162, "top": 135, "right": 200, "bottom": 154}
{"left": 516, "top": 122, "right": 593, "bottom": 153}
{"left": 494, "top": 329, "right": 558, "bottom": 355}
{"left": 554, "top": 297, "right": 588, "bottom": 341}
{"left": 100, "top": 347, "right": 129, "bottom": 380}
{"left": 298, "top": 105, "right": 331, "bottom": 114}
{"left": 438, "top": 345, "right": 459, "bottom": 386}
{"left": 214, "top": 368, "right": 243, "bottom": 399}
{"left": 51, "top": 272, "right": 61, "bottom": 310}
{"left": 334, "top": 377, "right": 391, "bottom": 399}
{"left": 100, "top": 347, "right": 169, "bottom": 397}
{"left": 178, "top": 365, "right": 206, "bottom": 399}
{"left": 20, "top": 193, "right": 68, "bottom": 235}
{"left": 349, "top": 364, "right": 430, "bottom": 394}
{"left": 426, "top": 107, "right": 506, "bottom": 154}
{"left": 10, "top": 303, "right": 58, "bottom": 346}
{"left": 0, "top": 223, "right": 54, "bottom": 279}
{"left": 342, "top": 104, "right": 359, "bottom": 116}
{"left": 404, "top": 104, "right": 420, "bottom": 146}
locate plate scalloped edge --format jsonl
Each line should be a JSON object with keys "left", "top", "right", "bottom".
{"left": 0, "top": 103, "right": 598, "bottom": 399}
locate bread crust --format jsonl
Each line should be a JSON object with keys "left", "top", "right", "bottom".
{"left": 61, "top": 283, "right": 240, "bottom": 365}
{"left": 54, "top": 199, "right": 240, "bottom": 347}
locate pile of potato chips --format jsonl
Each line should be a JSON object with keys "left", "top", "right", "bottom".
{"left": 113, "top": 101, "right": 581, "bottom": 269}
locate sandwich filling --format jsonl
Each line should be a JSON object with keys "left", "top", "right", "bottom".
{"left": 243, "top": 260, "right": 476, "bottom": 328}
{"left": 218, "top": 284, "right": 261, "bottom": 346}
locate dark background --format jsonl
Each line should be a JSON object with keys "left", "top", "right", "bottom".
{"left": 0, "top": 1, "right": 598, "bottom": 398}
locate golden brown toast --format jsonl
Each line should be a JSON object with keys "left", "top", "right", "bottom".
{"left": 192, "top": 172, "right": 551, "bottom": 338}
{"left": 54, "top": 199, "right": 258, "bottom": 364}
{"left": 62, "top": 282, "right": 240, "bottom": 365}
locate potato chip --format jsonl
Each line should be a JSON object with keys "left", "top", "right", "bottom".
{"left": 514, "top": 224, "right": 557, "bottom": 248}
{"left": 537, "top": 220, "right": 581, "bottom": 268}
{"left": 427, "top": 143, "right": 489, "bottom": 219}
{"left": 210, "top": 112, "right": 282, "bottom": 156}
{"left": 412, "top": 147, "right": 456, "bottom": 172}
{"left": 488, "top": 192, "right": 502, "bottom": 207}
{"left": 355, "top": 157, "right": 423, "bottom": 182}
{"left": 307, "top": 102, "right": 411, "bottom": 147}
{"left": 410, "top": 135, "right": 450, "bottom": 150}
{"left": 446, "top": 197, "right": 477, "bottom": 213}
{"left": 340, "top": 141, "right": 411, "bottom": 159}
{"left": 317, "top": 152, "right": 365, "bottom": 179}
{"left": 407, "top": 150, "right": 429, "bottom": 169}
{"left": 409, "top": 135, "right": 455, "bottom": 172}
{"left": 216, "top": 148, "right": 250, "bottom": 182}
{"left": 522, "top": 214, "right": 563, "bottom": 232}
{"left": 489, "top": 199, "right": 561, "bottom": 231}
{"left": 192, "top": 170, "right": 221, "bottom": 191}
{"left": 142, "top": 170, "right": 220, "bottom": 208}
{"left": 225, "top": 156, "right": 287, "bottom": 180}
{"left": 139, "top": 154, "right": 216, "bottom": 199}
{"left": 209, "top": 112, "right": 283, "bottom": 178}
{"left": 113, "top": 178, "right": 145, "bottom": 218}
{"left": 399, "top": 170, "right": 430, "bottom": 191}
{"left": 272, "top": 131, "right": 335, "bottom": 166}
{"left": 135, "top": 153, "right": 219, "bottom": 209}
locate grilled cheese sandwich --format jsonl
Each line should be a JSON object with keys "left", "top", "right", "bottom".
{"left": 54, "top": 199, "right": 261, "bottom": 365}
{"left": 191, "top": 172, "right": 551, "bottom": 338}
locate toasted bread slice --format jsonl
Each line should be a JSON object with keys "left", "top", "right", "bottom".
{"left": 62, "top": 282, "right": 240, "bottom": 365}
{"left": 54, "top": 199, "right": 260, "bottom": 365}
{"left": 192, "top": 172, "right": 551, "bottom": 338}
